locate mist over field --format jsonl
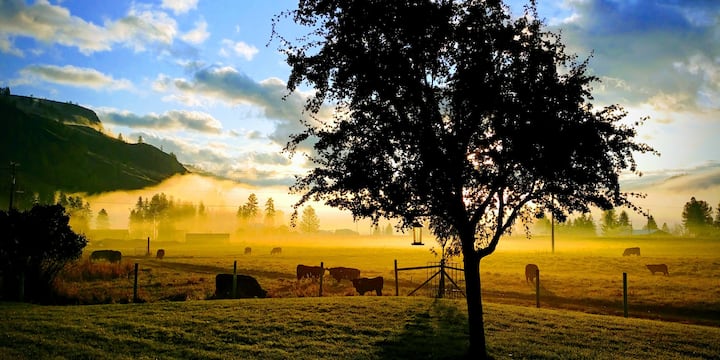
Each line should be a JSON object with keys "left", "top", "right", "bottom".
{"left": 82, "top": 173, "right": 386, "bottom": 241}
{"left": 77, "top": 165, "right": 720, "bottom": 241}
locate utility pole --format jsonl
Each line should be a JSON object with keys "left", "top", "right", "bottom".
{"left": 550, "top": 194, "right": 555, "bottom": 254}
{"left": 8, "top": 162, "right": 18, "bottom": 211}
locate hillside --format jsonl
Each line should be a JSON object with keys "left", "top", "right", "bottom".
{"left": 0, "top": 94, "right": 187, "bottom": 207}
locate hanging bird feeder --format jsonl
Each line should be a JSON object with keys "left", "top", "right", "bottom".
{"left": 411, "top": 222, "right": 424, "bottom": 246}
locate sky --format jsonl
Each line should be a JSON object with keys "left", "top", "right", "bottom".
{"left": 1, "top": 0, "right": 719, "bottom": 231}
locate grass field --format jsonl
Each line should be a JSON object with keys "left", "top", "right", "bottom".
{"left": 1, "top": 297, "right": 719, "bottom": 359}
{"left": 57, "top": 234, "right": 720, "bottom": 327}
{"left": 2, "top": 234, "right": 719, "bottom": 358}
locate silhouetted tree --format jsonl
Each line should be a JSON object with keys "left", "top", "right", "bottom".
{"left": 273, "top": 0, "right": 654, "bottom": 356}
{"left": 299, "top": 206, "right": 320, "bottom": 233}
{"left": 237, "top": 193, "right": 260, "bottom": 225}
{"left": 572, "top": 213, "right": 596, "bottom": 236}
{"left": 198, "top": 202, "right": 207, "bottom": 217}
{"left": 644, "top": 215, "right": 658, "bottom": 232}
{"left": 264, "top": 198, "right": 276, "bottom": 227}
{"left": 661, "top": 222, "right": 670, "bottom": 233}
{"left": 96, "top": 208, "right": 110, "bottom": 229}
{"left": 600, "top": 209, "right": 618, "bottom": 235}
{"left": 0, "top": 86, "right": 10, "bottom": 96}
{"left": 384, "top": 223, "right": 393, "bottom": 236}
{"left": 618, "top": 210, "right": 630, "bottom": 228}
{"left": 682, "top": 197, "right": 713, "bottom": 236}
{"left": 55, "top": 192, "right": 91, "bottom": 234}
{"left": 0, "top": 204, "right": 87, "bottom": 302}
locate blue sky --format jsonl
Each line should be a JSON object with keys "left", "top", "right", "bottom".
{"left": 1, "top": 0, "right": 719, "bottom": 228}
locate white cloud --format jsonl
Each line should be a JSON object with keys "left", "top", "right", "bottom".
{"left": 15, "top": 64, "right": 132, "bottom": 90}
{"left": 182, "top": 19, "right": 209, "bottom": 45}
{"left": 673, "top": 54, "right": 720, "bottom": 109}
{"left": 161, "top": 0, "right": 199, "bottom": 15}
{"left": 0, "top": 1, "right": 178, "bottom": 56}
{"left": 220, "top": 39, "right": 259, "bottom": 61}
{"left": 98, "top": 108, "right": 223, "bottom": 134}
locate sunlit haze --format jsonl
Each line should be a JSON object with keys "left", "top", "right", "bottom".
{"left": 2, "top": 0, "right": 718, "bottom": 231}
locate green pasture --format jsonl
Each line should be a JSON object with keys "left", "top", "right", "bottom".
{"left": 1, "top": 297, "right": 718, "bottom": 359}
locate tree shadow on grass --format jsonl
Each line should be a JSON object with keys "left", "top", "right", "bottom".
{"left": 375, "top": 299, "right": 469, "bottom": 359}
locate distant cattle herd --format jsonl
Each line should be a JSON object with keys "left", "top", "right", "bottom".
{"left": 88, "top": 243, "right": 669, "bottom": 303}
{"left": 523, "top": 247, "right": 670, "bottom": 285}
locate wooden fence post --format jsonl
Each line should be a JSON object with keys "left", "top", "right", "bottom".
{"left": 232, "top": 260, "right": 237, "bottom": 299}
{"left": 319, "top": 262, "right": 324, "bottom": 297}
{"left": 623, "top": 272, "right": 628, "bottom": 318}
{"left": 133, "top": 263, "right": 139, "bottom": 302}
{"left": 394, "top": 259, "right": 399, "bottom": 296}
{"left": 535, "top": 268, "right": 540, "bottom": 308}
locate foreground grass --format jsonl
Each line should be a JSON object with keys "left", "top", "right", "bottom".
{"left": 1, "top": 297, "right": 718, "bottom": 359}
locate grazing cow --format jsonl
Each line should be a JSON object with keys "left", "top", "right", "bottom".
{"left": 215, "top": 273, "right": 267, "bottom": 299}
{"left": 90, "top": 250, "right": 122, "bottom": 263}
{"left": 352, "top": 277, "right": 384, "bottom": 296}
{"left": 646, "top": 264, "right": 669, "bottom": 276}
{"left": 328, "top": 267, "right": 361, "bottom": 282}
{"left": 525, "top": 264, "right": 539, "bottom": 283}
{"left": 244, "top": 247, "right": 252, "bottom": 255}
{"left": 296, "top": 264, "right": 325, "bottom": 280}
{"left": 156, "top": 249, "right": 165, "bottom": 259}
{"left": 623, "top": 247, "right": 641, "bottom": 256}
{"left": 270, "top": 247, "right": 282, "bottom": 255}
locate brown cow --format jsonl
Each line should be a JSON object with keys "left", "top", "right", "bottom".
{"left": 352, "top": 276, "right": 383, "bottom": 296}
{"left": 270, "top": 247, "right": 282, "bottom": 255}
{"left": 156, "top": 249, "right": 165, "bottom": 259}
{"left": 328, "top": 267, "right": 361, "bottom": 282}
{"left": 646, "top": 264, "right": 669, "bottom": 276}
{"left": 296, "top": 264, "right": 325, "bottom": 280}
{"left": 623, "top": 247, "right": 641, "bottom": 256}
{"left": 244, "top": 247, "right": 252, "bottom": 255}
{"left": 525, "top": 264, "right": 539, "bottom": 283}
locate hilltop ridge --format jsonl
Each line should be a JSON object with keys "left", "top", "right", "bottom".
{"left": 1, "top": 94, "right": 187, "bottom": 208}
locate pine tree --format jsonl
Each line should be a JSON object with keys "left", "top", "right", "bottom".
{"left": 299, "top": 206, "right": 320, "bottom": 233}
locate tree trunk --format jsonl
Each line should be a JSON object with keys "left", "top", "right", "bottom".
{"left": 463, "top": 251, "right": 487, "bottom": 358}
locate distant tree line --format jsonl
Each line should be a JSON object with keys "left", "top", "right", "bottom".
{"left": 534, "top": 196, "right": 720, "bottom": 238}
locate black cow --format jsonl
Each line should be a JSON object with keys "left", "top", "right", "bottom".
{"left": 156, "top": 249, "right": 165, "bottom": 259}
{"left": 215, "top": 274, "right": 267, "bottom": 299}
{"left": 328, "top": 267, "right": 361, "bottom": 282}
{"left": 296, "top": 264, "right": 325, "bottom": 280}
{"left": 244, "top": 247, "right": 252, "bottom": 255}
{"left": 352, "top": 276, "right": 383, "bottom": 296}
{"left": 90, "top": 250, "right": 122, "bottom": 263}
{"left": 525, "top": 264, "right": 539, "bottom": 283}
{"left": 646, "top": 264, "right": 669, "bottom": 276}
{"left": 623, "top": 247, "right": 641, "bottom": 256}
{"left": 270, "top": 247, "right": 282, "bottom": 255}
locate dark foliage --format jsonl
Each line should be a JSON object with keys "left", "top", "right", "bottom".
{"left": 682, "top": 197, "right": 714, "bottom": 236}
{"left": 0, "top": 204, "right": 87, "bottom": 302}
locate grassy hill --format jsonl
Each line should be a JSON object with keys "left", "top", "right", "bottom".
{"left": 0, "top": 94, "right": 187, "bottom": 207}
{"left": 0, "top": 297, "right": 718, "bottom": 359}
